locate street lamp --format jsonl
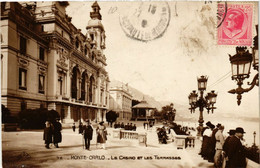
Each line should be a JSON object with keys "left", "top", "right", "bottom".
{"left": 188, "top": 76, "right": 217, "bottom": 136}
{"left": 228, "top": 25, "right": 259, "bottom": 105}
{"left": 253, "top": 131, "right": 256, "bottom": 146}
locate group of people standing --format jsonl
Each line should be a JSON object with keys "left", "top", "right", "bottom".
{"left": 114, "top": 122, "right": 136, "bottom": 131}
{"left": 43, "top": 119, "right": 62, "bottom": 149}
{"left": 80, "top": 120, "right": 108, "bottom": 150}
{"left": 200, "top": 121, "right": 247, "bottom": 168}
{"left": 44, "top": 119, "right": 107, "bottom": 150}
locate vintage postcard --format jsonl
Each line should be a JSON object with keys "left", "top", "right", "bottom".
{"left": 1, "top": 1, "right": 259, "bottom": 168}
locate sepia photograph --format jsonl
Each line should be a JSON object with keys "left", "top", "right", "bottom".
{"left": 0, "top": 1, "right": 259, "bottom": 168}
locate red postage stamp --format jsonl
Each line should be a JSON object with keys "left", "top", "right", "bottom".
{"left": 217, "top": 3, "right": 254, "bottom": 46}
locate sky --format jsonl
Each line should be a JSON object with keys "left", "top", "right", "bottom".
{"left": 66, "top": 1, "right": 259, "bottom": 117}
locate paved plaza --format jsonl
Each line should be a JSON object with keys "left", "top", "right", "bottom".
{"left": 2, "top": 123, "right": 214, "bottom": 168}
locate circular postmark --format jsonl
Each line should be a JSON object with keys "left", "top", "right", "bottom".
{"left": 217, "top": 1, "right": 227, "bottom": 28}
{"left": 119, "top": 2, "right": 171, "bottom": 42}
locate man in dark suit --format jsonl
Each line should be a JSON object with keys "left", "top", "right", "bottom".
{"left": 82, "top": 120, "right": 93, "bottom": 150}
{"left": 226, "top": 127, "right": 246, "bottom": 168}
{"left": 222, "top": 129, "right": 235, "bottom": 168}
{"left": 53, "top": 118, "right": 62, "bottom": 148}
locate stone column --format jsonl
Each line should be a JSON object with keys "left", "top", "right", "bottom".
{"left": 78, "top": 77, "right": 82, "bottom": 100}
{"left": 63, "top": 105, "right": 73, "bottom": 123}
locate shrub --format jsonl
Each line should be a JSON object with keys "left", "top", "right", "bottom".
{"left": 18, "top": 108, "right": 60, "bottom": 129}
{"left": 1, "top": 104, "right": 17, "bottom": 123}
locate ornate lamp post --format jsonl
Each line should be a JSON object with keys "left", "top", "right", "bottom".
{"left": 188, "top": 76, "right": 217, "bottom": 136}
{"left": 228, "top": 25, "right": 259, "bottom": 105}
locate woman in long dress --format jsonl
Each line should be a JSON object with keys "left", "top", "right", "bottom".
{"left": 96, "top": 121, "right": 107, "bottom": 149}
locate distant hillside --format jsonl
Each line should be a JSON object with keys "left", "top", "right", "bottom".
{"left": 109, "top": 80, "right": 259, "bottom": 122}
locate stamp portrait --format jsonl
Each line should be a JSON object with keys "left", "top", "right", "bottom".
{"left": 217, "top": 3, "right": 254, "bottom": 46}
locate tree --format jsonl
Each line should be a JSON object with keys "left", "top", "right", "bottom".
{"left": 19, "top": 108, "right": 60, "bottom": 129}
{"left": 161, "top": 103, "right": 176, "bottom": 122}
{"left": 106, "top": 110, "right": 118, "bottom": 127}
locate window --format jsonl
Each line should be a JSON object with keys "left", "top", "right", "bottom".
{"left": 19, "top": 68, "right": 27, "bottom": 90}
{"left": 58, "top": 76, "right": 63, "bottom": 95}
{"left": 38, "top": 75, "right": 45, "bottom": 94}
{"left": 90, "top": 34, "right": 94, "bottom": 41}
{"left": 85, "top": 46, "right": 87, "bottom": 56}
{"left": 39, "top": 47, "right": 45, "bottom": 61}
{"left": 75, "top": 39, "right": 79, "bottom": 49}
{"left": 20, "top": 36, "right": 27, "bottom": 55}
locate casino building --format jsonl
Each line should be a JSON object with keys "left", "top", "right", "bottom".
{"left": 1, "top": 2, "right": 110, "bottom": 123}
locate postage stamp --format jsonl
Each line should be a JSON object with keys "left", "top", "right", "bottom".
{"left": 217, "top": 3, "right": 254, "bottom": 46}
{"left": 119, "top": 2, "right": 170, "bottom": 42}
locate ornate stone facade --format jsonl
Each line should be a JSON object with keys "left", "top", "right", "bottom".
{"left": 109, "top": 84, "right": 132, "bottom": 120}
{"left": 1, "top": 2, "right": 109, "bottom": 123}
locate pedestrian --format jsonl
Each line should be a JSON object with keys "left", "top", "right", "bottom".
{"left": 120, "top": 122, "right": 124, "bottom": 129}
{"left": 72, "top": 123, "right": 76, "bottom": 132}
{"left": 125, "top": 123, "right": 130, "bottom": 130}
{"left": 200, "top": 121, "right": 214, "bottom": 160}
{"left": 114, "top": 122, "right": 118, "bottom": 129}
{"left": 133, "top": 124, "right": 137, "bottom": 131}
{"left": 82, "top": 119, "right": 93, "bottom": 150}
{"left": 222, "top": 129, "right": 235, "bottom": 168}
{"left": 53, "top": 118, "right": 62, "bottom": 148}
{"left": 43, "top": 121, "right": 53, "bottom": 149}
{"left": 129, "top": 123, "right": 133, "bottom": 131}
{"left": 214, "top": 125, "right": 225, "bottom": 168}
{"left": 158, "top": 126, "right": 167, "bottom": 144}
{"left": 208, "top": 123, "right": 220, "bottom": 162}
{"left": 143, "top": 122, "right": 146, "bottom": 129}
{"left": 96, "top": 121, "right": 107, "bottom": 149}
{"left": 225, "top": 127, "right": 246, "bottom": 168}
{"left": 79, "top": 122, "right": 83, "bottom": 134}
{"left": 149, "top": 120, "right": 153, "bottom": 129}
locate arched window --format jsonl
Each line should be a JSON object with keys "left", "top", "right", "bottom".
{"left": 71, "top": 66, "right": 79, "bottom": 99}
{"left": 81, "top": 71, "right": 88, "bottom": 101}
{"left": 75, "top": 38, "right": 79, "bottom": 49}
{"left": 89, "top": 76, "right": 95, "bottom": 102}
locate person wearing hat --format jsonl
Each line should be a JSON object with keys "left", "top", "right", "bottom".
{"left": 200, "top": 122, "right": 214, "bottom": 160}
{"left": 52, "top": 118, "right": 62, "bottom": 148}
{"left": 96, "top": 121, "right": 107, "bottom": 149}
{"left": 222, "top": 129, "right": 235, "bottom": 168}
{"left": 43, "top": 121, "right": 53, "bottom": 149}
{"left": 208, "top": 123, "right": 221, "bottom": 162}
{"left": 214, "top": 125, "right": 225, "bottom": 168}
{"left": 82, "top": 119, "right": 93, "bottom": 150}
{"left": 225, "top": 127, "right": 246, "bottom": 168}
{"left": 223, "top": 129, "right": 236, "bottom": 153}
